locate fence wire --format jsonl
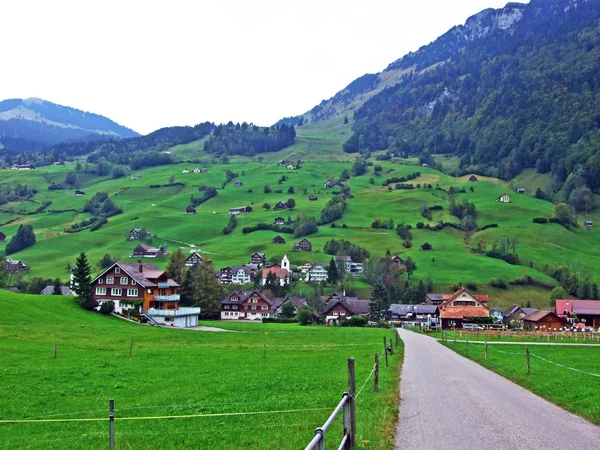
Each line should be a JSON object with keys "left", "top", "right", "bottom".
{"left": 529, "top": 352, "right": 600, "bottom": 378}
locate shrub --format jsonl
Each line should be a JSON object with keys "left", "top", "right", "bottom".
{"left": 262, "top": 318, "right": 298, "bottom": 324}
{"left": 532, "top": 217, "right": 548, "bottom": 224}
{"left": 99, "top": 301, "right": 115, "bottom": 315}
{"left": 490, "top": 278, "right": 507, "bottom": 289}
{"left": 339, "top": 316, "right": 367, "bottom": 327}
{"left": 466, "top": 281, "right": 478, "bottom": 291}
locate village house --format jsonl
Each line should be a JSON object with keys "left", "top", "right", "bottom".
{"left": 11, "top": 164, "right": 35, "bottom": 170}
{"left": 251, "top": 252, "right": 267, "bottom": 267}
{"left": 0, "top": 231, "right": 6, "bottom": 242}
{"left": 130, "top": 174, "right": 142, "bottom": 180}
{"left": 516, "top": 188, "right": 525, "bottom": 194}
{"left": 91, "top": 261, "right": 199, "bottom": 327}
{"left": 74, "top": 189, "right": 85, "bottom": 196}
{"left": 230, "top": 266, "right": 253, "bottom": 284}
{"left": 185, "top": 251, "right": 203, "bottom": 267}
{"left": 305, "top": 263, "right": 328, "bottom": 282}
{"left": 128, "top": 228, "right": 151, "bottom": 240}
{"left": 132, "top": 243, "right": 168, "bottom": 258}
{"left": 220, "top": 290, "right": 273, "bottom": 320}
{"left": 185, "top": 205, "right": 196, "bottom": 214}
{"left": 324, "top": 180, "right": 342, "bottom": 189}
{"left": 261, "top": 255, "right": 291, "bottom": 286}
{"left": 229, "top": 206, "right": 252, "bottom": 215}
{"left": 502, "top": 304, "right": 538, "bottom": 328}
{"left": 322, "top": 292, "right": 370, "bottom": 324}
{"left": 294, "top": 238, "right": 312, "bottom": 252}
{"left": 420, "top": 242, "right": 433, "bottom": 251}
{"left": 389, "top": 304, "right": 439, "bottom": 326}
{"left": 391, "top": 256, "right": 404, "bottom": 266}
{"left": 555, "top": 299, "right": 600, "bottom": 329}
{"left": 233, "top": 180, "right": 243, "bottom": 187}
{"left": 497, "top": 194, "right": 510, "bottom": 203}
{"left": 286, "top": 164, "right": 295, "bottom": 170}
{"left": 436, "top": 288, "right": 490, "bottom": 329}
{"left": 274, "top": 201, "right": 288, "bottom": 210}
{"left": 182, "top": 167, "right": 189, "bottom": 173}
{"left": 468, "top": 175, "right": 478, "bottom": 182}
{"left": 271, "top": 296, "right": 309, "bottom": 317}
{"left": 523, "top": 310, "right": 566, "bottom": 332}
{"left": 4, "top": 259, "right": 29, "bottom": 274}
{"left": 342, "top": 256, "right": 365, "bottom": 276}
{"left": 272, "top": 235, "right": 286, "bottom": 244}
{"left": 309, "top": 195, "right": 318, "bottom": 201}
{"left": 585, "top": 220, "right": 593, "bottom": 227}
{"left": 274, "top": 217, "right": 285, "bottom": 225}
{"left": 193, "top": 168, "right": 206, "bottom": 174}
{"left": 41, "top": 285, "right": 75, "bottom": 296}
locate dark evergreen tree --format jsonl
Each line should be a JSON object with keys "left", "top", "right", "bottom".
{"left": 5, "top": 224, "right": 36, "bottom": 255}
{"left": 73, "top": 252, "right": 96, "bottom": 310}
{"left": 369, "top": 276, "right": 390, "bottom": 321}
{"left": 328, "top": 258, "right": 339, "bottom": 284}
{"left": 52, "top": 278, "right": 62, "bottom": 295}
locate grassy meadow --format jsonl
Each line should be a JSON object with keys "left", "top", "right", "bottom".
{"left": 442, "top": 340, "right": 600, "bottom": 425}
{"left": 0, "top": 291, "right": 402, "bottom": 449}
{"left": 1, "top": 117, "right": 599, "bottom": 308}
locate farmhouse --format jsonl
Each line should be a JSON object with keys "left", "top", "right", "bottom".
{"left": 468, "top": 175, "right": 478, "bottom": 182}
{"left": 389, "top": 304, "right": 439, "bottom": 326}
{"left": 585, "top": 220, "right": 593, "bottom": 227}
{"left": 324, "top": 180, "right": 342, "bottom": 189}
{"left": 233, "top": 180, "right": 243, "bottom": 187}
{"left": 437, "top": 288, "right": 490, "bottom": 329}
{"left": 220, "top": 290, "right": 273, "bottom": 320}
{"left": 274, "top": 201, "right": 288, "bottom": 210}
{"left": 185, "top": 251, "right": 203, "bottom": 267}
{"left": 11, "top": 164, "right": 35, "bottom": 170}
{"left": 309, "top": 195, "right": 318, "bottom": 201}
{"left": 4, "top": 259, "right": 28, "bottom": 274}
{"left": 74, "top": 189, "right": 85, "bottom": 196}
{"left": 502, "top": 304, "right": 538, "bottom": 327}
{"left": 523, "top": 310, "right": 566, "bottom": 332}
{"left": 322, "top": 292, "right": 370, "bottom": 324}
{"left": 229, "top": 206, "right": 252, "bottom": 215}
{"left": 41, "top": 285, "right": 74, "bottom": 296}
{"left": 420, "top": 242, "right": 433, "bottom": 251}
{"left": 497, "top": 194, "right": 510, "bottom": 203}
{"left": 516, "top": 188, "right": 525, "bottom": 194}
{"left": 251, "top": 252, "right": 267, "bottom": 267}
{"left": 272, "top": 235, "right": 286, "bottom": 244}
{"left": 305, "top": 263, "right": 328, "bottom": 282}
{"left": 128, "top": 228, "right": 151, "bottom": 240}
{"left": 286, "top": 164, "right": 294, "bottom": 170}
{"left": 555, "top": 299, "right": 600, "bottom": 329}
{"left": 182, "top": 167, "right": 189, "bottom": 173}
{"left": 261, "top": 255, "right": 291, "bottom": 286}
{"left": 132, "top": 243, "right": 168, "bottom": 258}
{"left": 271, "top": 296, "right": 309, "bottom": 317}
{"left": 131, "top": 174, "right": 142, "bottom": 180}
{"left": 294, "top": 238, "right": 312, "bottom": 252}
{"left": 185, "top": 205, "right": 196, "bottom": 214}
{"left": 274, "top": 217, "right": 285, "bottom": 225}
{"left": 0, "top": 231, "right": 6, "bottom": 242}
{"left": 91, "top": 261, "right": 199, "bottom": 327}
{"left": 230, "top": 266, "right": 253, "bottom": 284}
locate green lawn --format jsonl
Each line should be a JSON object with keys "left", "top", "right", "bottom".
{"left": 442, "top": 341, "right": 600, "bottom": 425}
{"left": 0, "top": 291, "right": 401, "bottom": 449}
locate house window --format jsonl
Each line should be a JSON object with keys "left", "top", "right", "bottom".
{"left": 127, "top": 289, "right": 138, "bottom": 297}
{"left": 333, "top": 310, "right": 338, "bottom": 316}
{"left": 251, "top": 305, "right": 257, "bottom": 310}
{"left": 340, "top": 310, "right": 346, "bottom": 316}
{"left": 98, "top": 278, "right": 103, "bottom": 284}
{"left": 106, "top": 277, "right": 114, "bottom": 285}
{"left": 261, "top": 305, "right": 268, "bottom": 310}
{"left": 224, "top": 305, "right": 230, "bottom": 309}
{"left": 232, "top": 305, "right": 238, "bottom": 310}
{"left": 120, "top": 277, "right": 128, "bottom": 285}
{"left": 262, "top": 313, "right": 268, "bottom": 317}
{"left": 115, "top": 267, "right": 121, "bottom": 274}
{"left": 111, "top": 288, "right": 122, "bottom": 296}
{"left": 131, "top": 280, "right": 136, "bottom": 286}
{"left": 96, "top": 287, "right": 106, "bottom": 295}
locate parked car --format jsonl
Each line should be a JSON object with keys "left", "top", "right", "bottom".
{"left": 462, "top": 323, "right": 484, "bottom": 331}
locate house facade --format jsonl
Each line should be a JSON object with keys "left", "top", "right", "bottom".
{"left": 555, "top": 299, "right": 600, "bottom": 328}
{"left": 306, "top": 263, "right": 328, "bottom": 282}
{"left": 220, "top": 290, "right": 273, "bottom": 320}
{"left": 261, "top": 255, "right": 291, "bottom": 286}
{"left": 4, "top": 259, "right": 28, "bottom": 274}
{"left": 389, "top": 304, "right": 439, "bottom": 326}
{"left": 231, "top": 266, "right": 252, "bottom": 284}
{"left": 229, "top": 206, "right": 252, "bottom": 215}
{"left": 523, "top": 311, "right": 566, "bottom": 332}
{"left": 91, "top": 261, "right": 200, "bottom": 327}
{"left": 294, "top": 239, "right": 312, "bottom": 251}
{"left": 186, "top": 251, "right": 203, "bottom": 267}
{"left": 497, "top": 194, "right": 510, "bottom": 203}
{"left": 270, "top": 296, "right": 309, "bottom": 317}
{"left": 132, "top": 244, "right": 168, "bottom": 258}
{"left": 437, "top": 288, "right": 490, "bottom": 329}
{"left": 186, "top": 205, "right": 196, "bottom": 214}
{"left": 272, "top": 235, "right": 286, "bottom": 244}
{"left": 274, "top": 217, "right": 285, "bottom": 225}
{"left": 322, "top": 292, "right": 370, "bottom": 324}
{"left": 251, "top": 252, "right": 267, "bottom": 267}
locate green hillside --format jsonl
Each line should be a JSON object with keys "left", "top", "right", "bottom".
{"left": 0, "top": 291, "right": 400, "bottom": 449}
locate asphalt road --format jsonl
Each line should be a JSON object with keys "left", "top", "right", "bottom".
{"left": 395, "top": 329, "right": 600, "bottom": 450}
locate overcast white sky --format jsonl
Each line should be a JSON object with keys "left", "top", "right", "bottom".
{"left": 0, "top": 0, "right": 525, "bottom": 135}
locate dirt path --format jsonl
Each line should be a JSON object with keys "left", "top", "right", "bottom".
{"left": 395, "top": 329, "right": 600, "bottom": 450}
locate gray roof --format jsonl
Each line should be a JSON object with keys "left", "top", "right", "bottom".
{"left": 389, "top": 304, "right": 438, "bottom": 317}
{"left": 41, "top": 286, "right": 74, "bottom": 296}
{"left": 92, "top": 262, "right": 179, "bottom": 288}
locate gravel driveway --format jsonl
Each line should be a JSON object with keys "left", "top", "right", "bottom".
{"left": 395, "top": 329, "right": 600, "bottom": 450}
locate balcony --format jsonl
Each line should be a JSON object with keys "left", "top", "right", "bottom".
{"left": 157, "top": 282, "right": 171, "bottom": 288}
{"left": 154, "top": 294, "right": 180, "bottom": 301}
{"left": 147, "top": 307, "right": 201, "bottom": 317}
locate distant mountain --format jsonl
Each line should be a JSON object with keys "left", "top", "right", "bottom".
{"left": 0, "top": 98, "right": 139, "bottom": 150}
{"left": 288, "top": 0, "right": 600, "bottom": 209}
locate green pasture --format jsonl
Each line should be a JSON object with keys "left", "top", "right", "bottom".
{"left": 442, "top": 340, "right": 600, "bottom": 425}
{"left": 0, "top": 291, "right": 402, "bottom": 449}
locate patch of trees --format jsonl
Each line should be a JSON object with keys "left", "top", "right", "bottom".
{"left": 65, "top": 217, "right": 99, "bottom": 233}
{"left": 382, "top": 172, "right": 420, "bottom": 186}
{"left": 352, "top": 157, "right": 368, "bottom": 176}
{"left": 204, "top": 122, "right": 296, "bottom": 156}
{"left": 485, "top": 238, "right": 520, "bottom": 266}
{"left": 5, "top": 224, "right": 36, "bottom": 255}
{"left": 190, "top": 187, "right": 217, "bottom": 207}
{"left": 0, "top": 184, "right": 37, "bottom": 205}
{"left": 293, "top": 215, "right": 318, "bottom": 238}
{"left": 319, "top": 195, "right": 346, "bottom": 224}
{"left": 395, "top": 183, "right": 414, "bottom": 190}
{"left": 149, "top": 182, "right": 185, "bottom": 188}
{"left": 371, "top": 218, "right": 394, "bottom": 229}
{"left": 323, "top": 239, "right": 369, "bottom": 262}
{"left": 362, "top": 253, "right": 423, "bottom": 304}
{"left": 84, "top": 192, "right": 122, "bottom": 217}
{"left": 242, "top": 223, "right": 295, "bottom": 235}
{"left": 222, "top": 215, "right": 237, "bottom": 235}
{"left": 542, "top": 262, "right": 599, "bottom": 301}
{"left": 395, "top": 223, "right": 412, "bottom": 247}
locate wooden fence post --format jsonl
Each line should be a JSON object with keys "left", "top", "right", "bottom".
{"left": 109, "top": 398, "right": 115, "bottom": 450}
{"left": 485, "top": 341, "right": 488, "bottom": 361}
{"left": 526, "top": 346, "right": 531, "bottom": 375}
{"left": 53, "top": 343, "right": 57, "bottom": 359}
{"left": 344, "top": 358, "right": 356, "bottom": 448}
{"left": 374, "top": 352, "right": 379, "bottom": 393}
{"left": 383, "top": 337, "right": 389, "bottom": 368}
{"left": 129, "top": 339, "right": 134, "bottom": 357}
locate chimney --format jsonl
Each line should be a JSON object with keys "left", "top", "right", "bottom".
{"left": 138, "top": 258, "right": 143, "bottom": 273}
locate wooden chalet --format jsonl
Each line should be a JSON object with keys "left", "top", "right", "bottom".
{"left": 294, "top": 238, "right": 312, "bottom": 252}
{"left": 468, "top": 175, "right": 478, "bottom": 182}
{"left": 555, "top": 299, "right": 600, "bottom": 329}
{"left": 274, "top": 201, "right": 288, "bottom": 210}
{"left": 128, "top": 228, "right": 150, "bottom": 240}
{"left": 437, "top": 288, "right": 490, "bottom": 329}
{"left": 271, "top": 296, "right": 309, "bottom": 316}
{"left": 516, "top": 188, "right": 525, "bottom": 194}
{"left": 229, "top": 206, "right": 252, "bottom": 215}
{"left": 389, "top": 304, "right": 439, "bottom": 326}
{"left": 585, "top": 220, "right": 593, "bottom": 227}
{"left": 502, "top": 304, "right": 538, "bottom": 327}
{"left": 91, "top": 261, "right": 200, "bottom": 327}
{"left": 132, "top": 243, "right": 168, "bottom": 258}
{"left": 220, "top": 290, "right": 273, "bottom": 320}
{"left": 497, "top": 194, "right": 510, "bottom": 203}
{"left": 309, "top": 195, "right": 318, "bottom": 201}
{"left": 4, "top": 259, "right": 29, "bottom": 274}
{"left": 523, "top": 310, "right": 566, "bottom": 332}
{"left": 420, "top": 242, "right": 433, "bottom": 251}
{"left": 74, "top": 189, "right": 85, "bottom": 196}
{"left": 251, "top": 252, "right": 267, "bottom": 267}
{"left": 185, "top": 251, "right": 203, "bottom": 267}
{"left": 322, "top": 292, "right": 370, "bottom": 324}
{"left": 272, "top": 235, "right": 286, "bottom": 244}
{"left": 274, "top": 217, "right": 285, "bottom": 225}
{"left": 185, "top": 205, "right": 197, "bottom": 214}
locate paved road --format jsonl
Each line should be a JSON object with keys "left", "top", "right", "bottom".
{"left": 395, "top": 329, "right": 600, "bottom": 450}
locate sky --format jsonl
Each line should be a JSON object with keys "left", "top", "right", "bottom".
{"left": 0, "top": 0, "right": 526, "bottom": 135}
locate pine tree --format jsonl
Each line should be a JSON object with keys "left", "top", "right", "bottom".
{"left": 179, "top": 268, "right": 194, "bottom": 306}
{"left": 166, "top": 248, "right": 186, "bottom": 284}
{"left": 191, "top": 263, "right": 223, "bottom": 319}
{"left": 369, "top": 276, "right": 390, "bottom": 321}
{"left": 328, "top": 258, "right": 339, "bottom": 284}
{"left": 73, "top": 252, "right": 96, "bottom": 310}
{"left": 52, "top": 278, "right": 62, "bottom": 295}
